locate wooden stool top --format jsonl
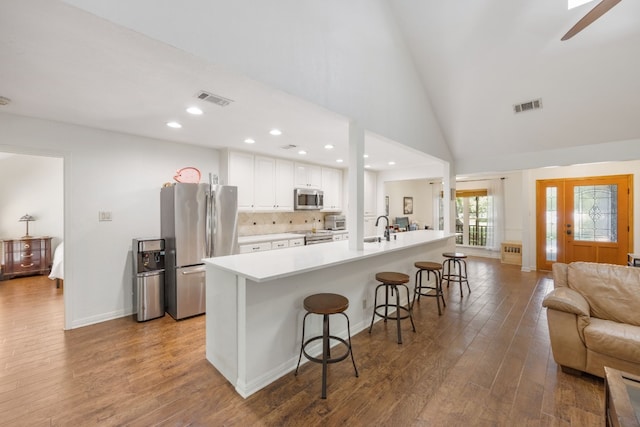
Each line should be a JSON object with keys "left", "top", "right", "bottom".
{"left": 442, "top": 252, "right": 467, "bottom": 259}
{"left": 415, "top": 261, "right": 442, "bottom": 270}
{"left": 375, "top": 271, "right": 410, "bottom": 285}
{"left": 303, "top": 293, "right": 349, "bottom": 315}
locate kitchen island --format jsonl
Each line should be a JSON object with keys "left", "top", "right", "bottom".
{"left": 203, "top": 230, "right": 456, "bottom": 397}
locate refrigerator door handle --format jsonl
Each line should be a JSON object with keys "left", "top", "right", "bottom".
{"left": 181, "top": 266, "right": 206, "bottom": 275}
{"left": 205, "top": 189, "right": 213, "bottom": 258}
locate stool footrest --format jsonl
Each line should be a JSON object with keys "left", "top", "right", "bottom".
{"left": 301, "top": 335, "right": 352, "bottom": 365}
{"left": 373, "top": 304, "right": 412, "bottom": 322}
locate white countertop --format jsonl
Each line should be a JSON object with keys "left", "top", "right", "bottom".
{"left": 206, "top": 230, "right": 454, "bottom": 282}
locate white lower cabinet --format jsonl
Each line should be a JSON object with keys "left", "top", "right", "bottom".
{"left": 239, "top": 236, "right": 306, "bottom": 253}
{"left": 289, "top": 238, "right": 305, "bottom": 247}
{"left": 332, "top": 232, "right": 348, "bottom": 241}
{"left": 271, "top": 240, "right": 289, "bottom": 250}
{"left": 239, "top": 242, "right": 272, "bottom": 253}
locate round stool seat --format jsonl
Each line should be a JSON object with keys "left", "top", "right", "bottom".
{"left": 414, "top": 261, "right": 442, "bottom": 271}
{"left": 304, "top": 293, "right": 349, "bottom": 315}
{"left": 375, "top": 271, "right": 410, "bottom": 285}
{"left": 443, "top": 252, "right": 467, "bottom": 259}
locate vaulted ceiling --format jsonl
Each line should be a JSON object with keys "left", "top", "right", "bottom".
{"left": 1, "top": 0, "right": 639, "bottom": 175}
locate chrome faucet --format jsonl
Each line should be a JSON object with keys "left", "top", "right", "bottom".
{"left": 375, "top": 215, "right": 390, "bottom": 241}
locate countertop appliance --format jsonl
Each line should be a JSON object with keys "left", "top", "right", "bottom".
{"left": 132, "top": 238, "right": 165, "bottom": 322}
{"left": 161, "top": 182, "right": 238, "bottom": 320}
{"left": 294, "top": 188, "right": 323, "bottom": 210}
{"left": 325, "top": 215, "right": 346, "bottom": 230}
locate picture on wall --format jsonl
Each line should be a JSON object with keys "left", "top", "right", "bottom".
{"left": 403, "top": 197, "right": 413, "bottom": 214}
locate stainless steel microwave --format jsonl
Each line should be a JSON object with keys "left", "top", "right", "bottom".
{"left": 294, "top": 188, "right": 323, "bottom": 210}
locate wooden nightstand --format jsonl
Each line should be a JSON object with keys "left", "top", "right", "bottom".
{"left": 1, "top": 237, "right": 52, "bottom": 280}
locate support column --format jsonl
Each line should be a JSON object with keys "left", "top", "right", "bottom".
{"left": 348, "top": 120, "right": 364, "bottom": 250}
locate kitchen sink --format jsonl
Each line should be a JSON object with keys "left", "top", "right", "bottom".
{"left": 363, "top": 236, "right": 381, "bottom": 243}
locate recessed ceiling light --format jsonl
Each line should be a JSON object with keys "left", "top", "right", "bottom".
{"left": 166, "top": 121, "right": 182, "bottom": 129}
{"left": 363, "top": 154, "right": 369, "bottom": 158}
{"left": 364, "top": 164, "right": 371, "bottom": 168}
{"left": 244, "top": 138, "right": 255, "bottom": 144}
{"left": 388, "top": 161, "right": 396, "bottom": 166}
{"left": 298, "top": 150, "right": 307, "bottom": 155}
{"left": 186, "top": 106, "right": 203, "bottom": 115}
{"left": 324, "top": 144, "right": 334, "bottom": 150}
{"left": 336, "top": 159, "right": 343, "bottom": 163}
{"left": 270, "top": 129, "right": 282, "bottom": 136}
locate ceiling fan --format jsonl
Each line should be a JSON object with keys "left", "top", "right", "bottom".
{"left": 561, "top": 0, "right": 622, "bottom": 40}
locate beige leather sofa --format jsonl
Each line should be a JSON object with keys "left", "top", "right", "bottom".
{"left": 542, "top": 261, "right": 640, "bottom": 377}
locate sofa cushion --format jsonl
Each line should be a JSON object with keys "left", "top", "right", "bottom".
{"left": 584, "top": 318, "right": 640, "bottom": 364}
{"left": 568, "top": 262, "right": 640, "bottom": 326}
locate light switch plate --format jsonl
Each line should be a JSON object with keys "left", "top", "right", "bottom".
{"left": 98, "top": 211, "right": 112, "bottom": 221}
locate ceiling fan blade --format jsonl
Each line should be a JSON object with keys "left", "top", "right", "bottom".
{"left": 561, "top": 0, "right": 622, "bottom": 41}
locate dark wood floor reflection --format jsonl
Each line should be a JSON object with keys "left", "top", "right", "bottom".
{"left": 0, "top": 258, "right": 603, "bottom": 426}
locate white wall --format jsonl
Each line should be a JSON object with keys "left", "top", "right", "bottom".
{"left": 384, "top": 179, "right": 433, "bottom": 230}
{"left": 1, "top": 112, "right": 220, "bottom": 328}
{"left": 0, "top": 154, "right": 63, "bottom": 247}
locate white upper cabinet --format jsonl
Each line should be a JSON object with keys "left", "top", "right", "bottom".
{"left": 253, "top": 156, "right": 276, "bottom": 211}
{"left": 321, "top": 167, "right": 342, "bottom": 212}
{"left": 364, "top": 169, "right": 377, "bottom": 216}
{"left": 294, "top": 162, "right": 322, "bottom": 188}
{"left": 228, "top": 151, "right": 255, "bottom": 210}
{"left": 227, "top": 152, "right": 294, "bottom": 212}
{"left": 274, "top": 159, "right": 294, "bottom": 210}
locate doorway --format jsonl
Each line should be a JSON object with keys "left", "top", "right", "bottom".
{"left": 0, "top": 152, "right": 64, "bottom": 321}
{"left": 535, "top": 174, "right": 633, "bottom": 271}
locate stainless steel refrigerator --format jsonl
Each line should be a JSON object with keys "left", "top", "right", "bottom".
{"left": 161, "top": 182, "right": 238, "bottom": 320}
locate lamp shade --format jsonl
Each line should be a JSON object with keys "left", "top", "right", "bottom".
{"left": 19, "top": 214, "right": 35, "bottom": 222}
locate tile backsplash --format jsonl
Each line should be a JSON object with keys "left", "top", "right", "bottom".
{"left": 238, "top": 212, "right": 331, "bottom": 236}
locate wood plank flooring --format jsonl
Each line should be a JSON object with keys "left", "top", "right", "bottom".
{"left": 0, "top": 258, "right": 604, "bottom": 426}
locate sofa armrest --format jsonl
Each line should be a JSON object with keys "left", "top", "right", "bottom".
{"left": 543, "top": 287, "right": 591, "bottom": 373}
{"left": 543, "top": 287, "right": 590, "bottom": 318}
{"left": 552, "top": 262, "right": 569, "bottom": 288}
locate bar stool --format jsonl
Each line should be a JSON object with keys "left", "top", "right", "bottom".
{"left": 368, "top": 272, "right": 415, "bottom": 344}
{"left": 412, "top": 261, "right": 446, "bottom": 315}
{"left": 295, "top": 293, "right": 358, "bottom": 399}
{"left": 442, "top": 252, "right": 471, "bottom": 297}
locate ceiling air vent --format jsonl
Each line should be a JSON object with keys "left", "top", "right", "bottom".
{"left": 195, "top": 90, "right": 233, "bottom": 107}
{"left": 513, "top": 98, "right": 542, "bottom": 113}
{"left": 280, "top": 144, "right": 298, "bottom": 150}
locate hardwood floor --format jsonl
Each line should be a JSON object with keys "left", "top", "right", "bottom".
{"left": 0, "top": 258, "right": 604, "bottom": 426}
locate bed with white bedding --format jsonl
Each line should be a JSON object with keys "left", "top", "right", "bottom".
{"left": 48, "top": 241, "right": 63, "bottom": 287}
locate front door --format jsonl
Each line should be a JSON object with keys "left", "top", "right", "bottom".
{"left": 536, "top": 174, "right": 633, "bottom": 271}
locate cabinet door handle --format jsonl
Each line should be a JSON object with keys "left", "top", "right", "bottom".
{"left": 21, "top": 263, "right": 34, "bottom": 268}
{"left": 22, "top": 254, "right": 33, "bottom": 258}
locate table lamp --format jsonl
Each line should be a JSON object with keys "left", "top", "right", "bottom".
{"left": 19, "top": 214, "right": 35, "bottom": 238}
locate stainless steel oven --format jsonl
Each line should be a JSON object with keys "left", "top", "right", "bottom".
{"left": 295, "top": 230, "right": 334, "bottom": 245}
{"left": 294, "top": 188, "right": 323, "bottom": 210}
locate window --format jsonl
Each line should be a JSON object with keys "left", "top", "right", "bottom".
{"left": 455, "top": 189, "right": 488, "bottom": 246}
